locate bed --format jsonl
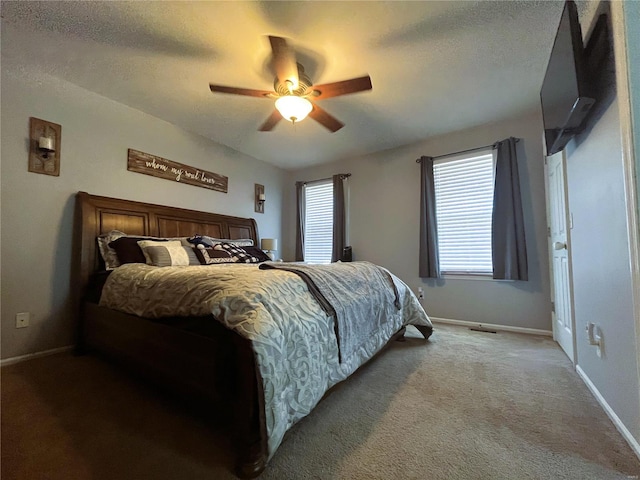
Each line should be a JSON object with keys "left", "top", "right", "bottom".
{"left": 72, "top": 191, "right": 433, "bottom": 478}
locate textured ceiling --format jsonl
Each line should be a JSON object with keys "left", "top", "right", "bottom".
{"left": 1, "top": 1, "right": 565, "bottom": 170}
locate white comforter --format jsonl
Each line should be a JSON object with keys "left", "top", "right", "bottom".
{"left": 100, "top": 262, "right": 432, "bottom": 458}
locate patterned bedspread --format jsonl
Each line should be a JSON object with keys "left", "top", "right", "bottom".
{"left": 99, "top": 262, "right": 432, "bottom": 458}
{"left": 260, "top": 261, "right": 402, "bottom": 363}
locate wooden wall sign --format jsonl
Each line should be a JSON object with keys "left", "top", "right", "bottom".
{"left": 127, "top": 149, "right": 228, "bottom": 193}
{"left": 29, "top": 117, "right": 61, "bottom": 176}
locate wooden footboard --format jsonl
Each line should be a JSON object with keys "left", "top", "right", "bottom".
{"left": 81, "top": 302, "right": 269, "bottom": 477}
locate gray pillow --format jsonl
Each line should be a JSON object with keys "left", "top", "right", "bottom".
{"left": 137, "top": 240, "right": 200, "bottom": 267}
{"left": 97, "top": 230, "right": 127, "bottom": 270}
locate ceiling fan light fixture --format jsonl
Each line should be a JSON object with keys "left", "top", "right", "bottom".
{"left": 275, "top": 95, "right": 313, "bottom": 123}
{"left": 209, "top": 36, "right": 371, "bottom": 132}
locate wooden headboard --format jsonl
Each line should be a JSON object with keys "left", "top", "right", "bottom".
{"left": 72, "top": 191, "right": 259, "bottom": 309}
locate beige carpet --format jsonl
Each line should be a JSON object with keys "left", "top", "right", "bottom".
{"left": 2, "top": 324, "right": 639, "bottom": 480}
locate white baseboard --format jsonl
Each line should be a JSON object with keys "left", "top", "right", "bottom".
{"left": 430, "top": 317, "right": 553, "bottom": 337}
{"left": 576, "top": 365, "right": 640, "bottom": 460}
{"left": 1, "top": 345, "right": 74, "bottom": 367}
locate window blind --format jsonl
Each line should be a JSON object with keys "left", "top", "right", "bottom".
{"left": 433, "top": 151, "right": 495, "bottom": 274}
{"left": 304, "top": 180, "right": 334, "bottom": 264}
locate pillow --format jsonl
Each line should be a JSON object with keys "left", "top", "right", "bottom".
{"left": 217, "top": 237, "right": 254, "bottom": 247}
{"left": 214, "top": 242, "right": 264, "bottom": 263}
{"left": 241, "top": 246, "right": 271, "bottom": 263}
{"left": 97, "top": 230, "right": 127, "bottom": 270}
{"left": 187, "top": 235, "right": 254, "bottom": 248}
{"left": 137, "top": 240, "right": 200, "bottom": 267}
{"left": 108, "top": 236, "right": 169, "bottom": 264}
{"left": 187, "top": 234, "right": 212, "bottom": 248}
{"left": 194, "top": 245, "right": 235, "bottom": 265}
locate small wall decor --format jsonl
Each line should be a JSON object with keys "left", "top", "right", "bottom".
{"left": 29, "top": 117, "right": 61, "bottom": 176}
{"left": 127, "top": 149, "right": 228, "bottom": 193}
{"left": 255, "top": 183, "right": 265, "bottom": 214}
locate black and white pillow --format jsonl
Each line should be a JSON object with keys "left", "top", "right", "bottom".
{"left": 214, "top": 242, "right": 263, "bottom": 263}
{"left": 188, "top": 235, "right": 255, "bottom": 249}
{"left": 194, "top": 245, "right": 235, "bottom": 265}
{"left": 241, "top": 246, "right": 271, "bottom": 263}
{"left": 187, "top": 234, "right": 214, "bottom": 248}
{"left": 187, "top": 235, "right": 253, "bottom": 247}
{"left": 209, "top": 237, "right": 254, "bottom": 247}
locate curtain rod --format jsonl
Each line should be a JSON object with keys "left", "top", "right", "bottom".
{"left": 298, "top": 173, "right": 351, "bottom": 185}
{"left": 415, "top": 138, "right": 520, "bottom": 163}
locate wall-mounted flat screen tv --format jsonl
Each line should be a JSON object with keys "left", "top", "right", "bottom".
{"left": 540, "top": 0, "right": 595, "bottom": 155}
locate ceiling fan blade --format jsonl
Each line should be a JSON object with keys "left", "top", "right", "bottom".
{"left": 268, "top": 35, "right": 299, "bottom": 90}
{"left": 310, "top": 75, "right": 372, "bottom": 100}
{"left": 209, "top": 84, "right": 275, "bottom": 98}
{"left": 309, "top": 104, "right": 344, "bottom": 132}
{"left": 258, "top": 110, "right": 283, "bottom": 132}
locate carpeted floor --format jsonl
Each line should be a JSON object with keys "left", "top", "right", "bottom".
{"left": 2, "top": 324, "right": 639, "bottom": 480}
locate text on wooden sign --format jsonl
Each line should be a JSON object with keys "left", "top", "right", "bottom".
{"left": 127, "top": 149, "right": 228, "bottom": 193}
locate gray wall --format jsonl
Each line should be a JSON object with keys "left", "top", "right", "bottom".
{"left": 1, "top": 60, "right": 287, "bottom": 360}
{"left": 567, "top": 2, "right": 640, "bottom": 441}
{"left": 565, "top": 0, "right": 640, "bottom": 446}
{"left": 285, "top": 110, "right": 552, "bottom": 331}
{"left": 566, "top": 96, "right": 640, "bottom": 443}
{"left": 624, "top": 0, "right": 640, "bottom": 216}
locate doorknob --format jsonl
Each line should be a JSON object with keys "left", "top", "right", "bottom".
{"left": 554, "top": 241, "right": 567, "bottom": 250}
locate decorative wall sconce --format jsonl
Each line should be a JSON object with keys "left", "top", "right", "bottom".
{"left": 255, "top": 183, "right": 265, "bottom": 214}
{"left": 29, "top": 117, "right": 61, "bottom": 176}
{"left": 261, "top": 238, "right": 278, "bottom": 260}
{"left": 38, "top": 136, "right": 55, "bottom": 158}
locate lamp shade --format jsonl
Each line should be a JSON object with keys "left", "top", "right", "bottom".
{"left": 275, "top": 96, "right": 312, "bottom": 123}
{"left": 261, "top": 238, "right": 277, "bottom": 251}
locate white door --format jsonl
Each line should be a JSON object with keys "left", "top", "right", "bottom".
{"left": 546, "top": 151, "right": 576, "bottom": 364}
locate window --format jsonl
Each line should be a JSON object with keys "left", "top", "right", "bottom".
{"left": 304, "top": 180, "right": 333, "bottom": 264}
{"left": 433, "top": 149, "right": 495, "bottom": 275}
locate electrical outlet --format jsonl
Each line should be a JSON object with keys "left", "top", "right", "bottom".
{"left": 417, "top": 287, "right": 424, "bottom": 300}
{"left": 16, "top": 312, "right": 30, "bottom": 328}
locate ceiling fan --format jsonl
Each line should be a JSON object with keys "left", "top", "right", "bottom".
{"left": 209, "top": 36, "right": 372, "bottom": 133}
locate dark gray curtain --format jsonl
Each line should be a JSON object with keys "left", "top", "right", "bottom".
{"left": 492, "top": 137, "right": 528, "bottom": 280}
{"left": 419, "top": 156, "right": 440, "bottom": 278}
{"left": 295, "top": 181, "right": 305, "bottom": 261}
{"left": 331, "top": 174, "right": 348, "bottom": 262}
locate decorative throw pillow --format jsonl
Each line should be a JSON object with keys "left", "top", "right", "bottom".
{"left": 214, "top": 237, "right": 254, "bottom": 247}
{"left": 137, "top": 240, "right": 200, "bottom": 267}
{"left": 194, "top": 244, "right": 235, "bottom": 265}
{"left": 242, "top": 246, "right": 271, "bottom": 263}
{"left": 214, "top": 242, "right": 263, "bottom": 263}
{"left": 109, "top": 236, "right": 169, "bottom": 264}
{"left": 97, "top": 230, "right": 127, "bottom": 270}
{"left": 188, "top": 235, "right": 254, "bottom": 248}
{"left": 187, "top": 234, "right": 213, "bottom": 248}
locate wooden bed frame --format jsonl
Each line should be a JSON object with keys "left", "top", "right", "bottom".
{"left": 72, "top": 191, "right": 415, "bottom": 478}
